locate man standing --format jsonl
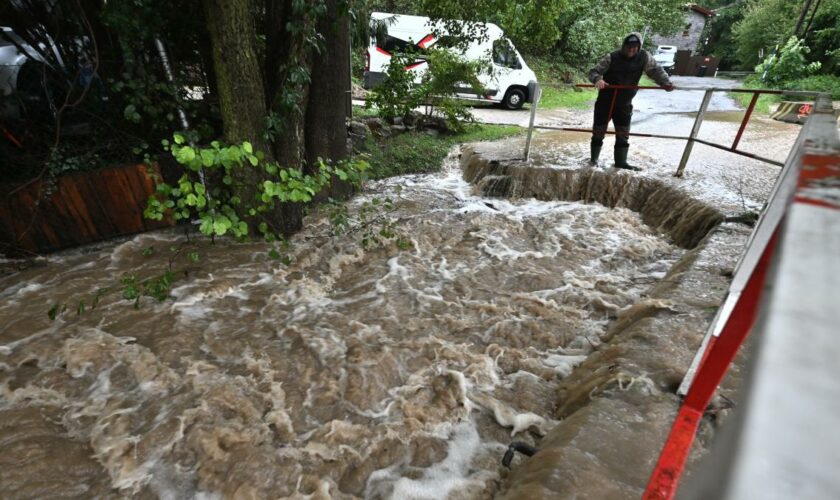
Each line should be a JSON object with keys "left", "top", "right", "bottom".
{"left": 588, "top": 32, "right": 673, "bottom": 171}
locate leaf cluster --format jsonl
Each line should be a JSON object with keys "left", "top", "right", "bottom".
{"left": 145, "top": 134, "right": 370, "bottom": 241}
{"left": 369, "top": 47, "right": 485, "bottom": 131}
{"left": 755, "top": 37, "right": 822, "bottom": 85}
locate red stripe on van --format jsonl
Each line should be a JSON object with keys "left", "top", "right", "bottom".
{"left": 417, "top": 34, "right": 435, "bottom": 48}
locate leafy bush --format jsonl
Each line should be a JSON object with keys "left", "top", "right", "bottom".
{"left": 419, "top": 49, "right": 487, "bottom": 131}
{"left": 755, "top": 36, "right": 821, "bottom": 85}
{"left": 780, "top": 75, "right": 840, "bottom": 100}
{"left": 369, "top": 47, "right": 486, "bottom": 132}
{"left": 369, "top": 52, "right": 422, "bottom": 122}
{"left": 145, "top": 134, "right": 369, "bottom": 240}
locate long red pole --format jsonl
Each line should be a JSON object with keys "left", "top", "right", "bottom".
{"left": 574, "top": 84, "right": 800, "bottom": 95}
{"left": 731, "top": 93, "right": 759, "bottom": 150}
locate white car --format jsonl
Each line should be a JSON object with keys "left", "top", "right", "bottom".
{"left": 0, "top": 27, "right": 32, "bottom": 118}
{"left": 364, "top": 12, "right": 538, "bottom": 110}
{"left": 654, "top": 45, "right": 677, "bottom": 76}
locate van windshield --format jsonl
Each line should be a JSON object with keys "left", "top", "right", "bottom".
{"left": 492, "top": 39, "right": 520, "bottom": 69}
{"left": 376, "top": 33, "right": 427, "bottom": 56}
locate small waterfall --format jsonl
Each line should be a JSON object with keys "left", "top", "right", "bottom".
{"left": 461, "top": 146, "right": 723, "bottom": 249}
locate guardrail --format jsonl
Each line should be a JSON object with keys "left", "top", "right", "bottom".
{"left": 643, "top": 92, "right": 840, "bottom": 500}
{"left": 713, "top": 70, "right": 755, "bottom": 78}
{"left": 521, "top": 82, "right": 829, "bottom": 176}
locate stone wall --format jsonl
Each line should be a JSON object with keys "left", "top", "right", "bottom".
{"left": 652, "top": 10, "right": 709, "bottom": 55}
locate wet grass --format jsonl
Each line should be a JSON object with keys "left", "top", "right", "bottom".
{"left": 527, "top": 56, "right": 595, "bottom": 110}
{"left": 356, "top": 123, "right": 523, "bottom": 180}
{"left": 538, "top": 86, "right": 596, "bottom": 110}
{"left": 729, "top": 90, "right": 781, "bottom": 115}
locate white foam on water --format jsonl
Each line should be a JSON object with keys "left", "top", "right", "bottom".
{"left": 543, "top": 354, "right": 588, "bottom": 378}
{"left": 365, "top": 421, "right": 490, "bottom": 500}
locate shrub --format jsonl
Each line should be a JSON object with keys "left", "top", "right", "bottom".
{"left": 755, "top": 36, "right": 821, "bottom": 85}
{"left": 369, "top": 47, "right": 486, "bottom": 132}
{"left": 780, "top": 75, "right": 840, "bottom": 100}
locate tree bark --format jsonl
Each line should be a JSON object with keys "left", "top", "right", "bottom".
{"left": 202, "top": 0, "right": 270, "bottom": 153}
{"left": 265, "top": 0, "right": 310, "bottom": 170}
{"left": 304, "top": 0, "right": 353, "bottom": 199}
{"left": 202, "top": 0, "right": 302, "bottom": 235}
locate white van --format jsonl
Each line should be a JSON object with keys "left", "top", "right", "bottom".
{"left": 363, "top": 12, "right": 538, "bottom": 109}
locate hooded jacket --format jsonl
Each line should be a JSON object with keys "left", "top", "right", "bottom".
{"left": 588, "top": 32, "right": 671, "bottom": 90}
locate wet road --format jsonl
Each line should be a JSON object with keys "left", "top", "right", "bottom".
{"left": 468, "top": 75, "right": 802, "bottom": 216}
{"left": 469, "top": 76, "right": 743, "bottom": 127}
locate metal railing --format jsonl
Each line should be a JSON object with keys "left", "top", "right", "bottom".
{"left": 643, "top": 92, "right": 840, "bottom": 500}
{"left": 521, "top": 82, "right": 829, "bottom": 175}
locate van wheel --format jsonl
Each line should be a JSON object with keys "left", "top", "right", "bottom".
{"left": 503, "top": 88, "right": 526, "bottom": 110}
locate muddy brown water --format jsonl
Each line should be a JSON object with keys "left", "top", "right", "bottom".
{"left": 0, "top": 147, "right": 716, "bottom": 499}
{"left": 2, "top": 101, "right": 801, "bottom": 500}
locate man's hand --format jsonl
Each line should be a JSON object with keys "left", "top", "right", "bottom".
{"left": 594, "top": 79, "right": 608, "bottom": 90}
{"left": 663, "top": 84, "right": 675, "bottom": 92}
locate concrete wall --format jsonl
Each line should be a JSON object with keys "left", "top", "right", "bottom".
{"left": 652, "top": 10, "right": 708, "bottom": 55}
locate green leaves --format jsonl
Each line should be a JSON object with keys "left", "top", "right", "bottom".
{"left": 144, "top": 134, "right": 369, "bottom": 242}
{"left": 48, "top": 303, "right": 66, "bottom": 321}
{"left": 123, "top": 104, "right": 141, "bottom": 123}
{"left": 212, "top": 216, "right": 232, "bottom": 235}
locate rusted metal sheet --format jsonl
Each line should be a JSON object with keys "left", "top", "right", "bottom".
{"left": 0, "top": 163, "right": 174, "bottom": 255}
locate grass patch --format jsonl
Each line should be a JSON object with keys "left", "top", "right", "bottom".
{"left": 352, "top": 106, "right": 379, "bottom": 119}
{"left": 526, "top": 55, "right": 596, "bottom": 110}
{"left": 358, "top": 123, "right": 523, "bottom": 180}
{"left": 727, "top": 76, "right": 783, "bottom": 114}
{"left": 538, "top": 86, "right": 596, "bottom": 109}
{"left": 639, "top": 75, "right": 657, "bottom": 87}
{"left": 728, "top": 91, "right": 781, "bottom": 114}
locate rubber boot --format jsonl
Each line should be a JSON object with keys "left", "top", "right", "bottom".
{"left": 614, "top": 147, "right": 641, "bottom": 171}
{"left": 589, "top": 143, "right": 602, "bottom": 166}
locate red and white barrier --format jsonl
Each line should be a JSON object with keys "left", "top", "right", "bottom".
{"left": 644, "top": 94, "right": 840, "bottom": 499}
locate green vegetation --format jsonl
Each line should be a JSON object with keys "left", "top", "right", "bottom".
{"left": 358, "top": 123, "right": 522, "bottom": 179}
{"left": 781, "top": 75, "right": 840, "bottom": 100}
{"left": 538, "top": 87, "right": 596, "bottom": 110}
{"left": 369, "top": 48, "right": 486, "bottom": 132}
{"left": 731, "top": 73, "right": 840, "bottom": 115}
{"left": 415, "top": 0, "right": 686, "bottom": 62}
{"left": 145, "top": 134, "right": 369, "bottom": 241}
{"left": 729, "top": 35, "right": 840, "bottom": 114}
{"left": 703, "top": 0, "right": 839, "bottom": 73}
{"left": 526, "top": 57, "right": 594, "bottom": 110}
{"left": 729, "top": 86, "right": 782, "bottom": 115}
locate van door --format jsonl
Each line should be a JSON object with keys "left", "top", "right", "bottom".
{"left": 491, "top": 38, "right": 524, "bottom": 107}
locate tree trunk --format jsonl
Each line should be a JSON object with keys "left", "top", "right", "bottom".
{"left": 304, "top": 0, "right": 353, "bottom": 199}
{"left": 202, "top": 0, "right": 302, "bottom": 235}
{"left": 793, "top": 0, "right": 814, "bottom": 37}
{"left": 202, "top": 0, "right": 269, "bottom": 151}
{"left": 265, "top": 0, "right": 310, "bottom": 170}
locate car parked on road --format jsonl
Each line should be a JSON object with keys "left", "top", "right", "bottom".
{"left": 654, "top": 45, "right": 677, "bottom": 76}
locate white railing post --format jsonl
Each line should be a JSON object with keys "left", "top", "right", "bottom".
{"left": 524, "top": 83, "right": 542, "bottom": 162}
{"left": 674, "top": 88, "right": 714, "bottom": 177}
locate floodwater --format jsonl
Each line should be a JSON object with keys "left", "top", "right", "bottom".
{"left": 1, "top": 151, "right": 692, "bottom": 498}
{"left": 2, "top": 78, "right": 807, "bottom": 498}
